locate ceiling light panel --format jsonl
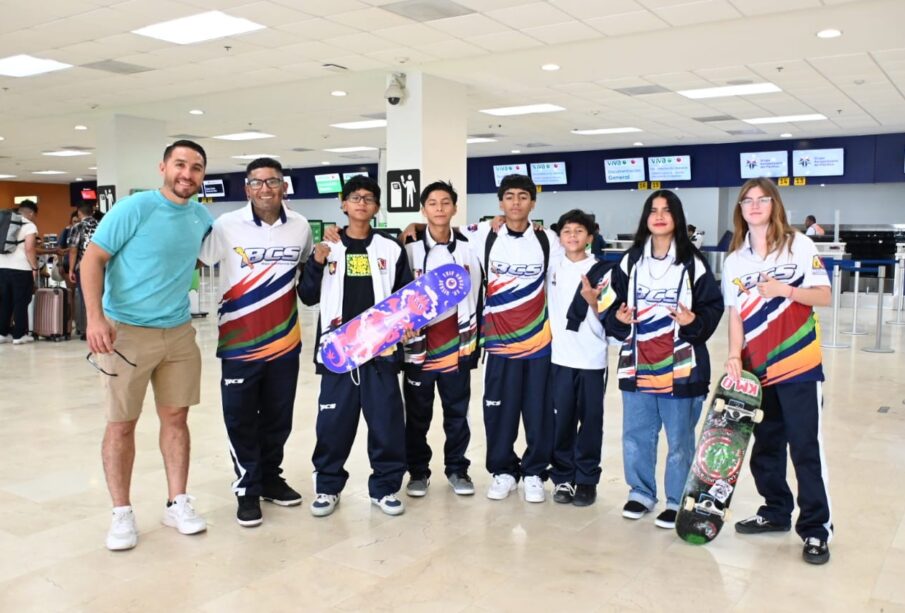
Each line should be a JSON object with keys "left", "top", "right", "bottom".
{"left": 571, "top": 127, "right": 642, "bottom": 135}
{"left": 743, "top": 114, "right": 828, "bottom": 125}
{"left": 213, "top": 131, "right": 276, "bottom": 141}
{"left": 0, "top": 54, "right": 72, "bottom": 77}
{"left": 677, "top": 82, "right": 781, "bottom": 99}
{"left": 323, "top": 146, "right": 378, "bottom": 153}
{"left": 132, "top": 11, "right": 265, "bottom": 45}
{"left": 479, "top": 104, "right": 565, "bottom": 116}
{"left": 330, "top": 119, "right": 387, "bottom": 130}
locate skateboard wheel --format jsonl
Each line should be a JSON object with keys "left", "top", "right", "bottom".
{"left": 723, "top": 509, "right": 732, "bottom": 522}
{"left": 752, "top": 409, "right": 764, "bottom": 424}
{"left": 713, "top": 401, "right": 725, "bottom": 414}
{"left": 683, "top": 496, "right": 695, "bottom": 511}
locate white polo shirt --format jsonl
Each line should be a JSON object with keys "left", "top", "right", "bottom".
{"left": 199, "top": 203, "right": 313, "bottom": 361}
{"left": 546, "top": 255, "right": 607, "bottom": 370}
{"left": 722, "top": 231, "right": 829, "bottom": 385}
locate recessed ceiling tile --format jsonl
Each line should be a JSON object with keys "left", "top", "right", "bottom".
{"left": 653, "top": 0, "right": 742, "bottom": 27}
{"left": 325, "top": 32, "right": 400, "bottom": 53}
{"left": 729, "top": 0, "right": 821, "bottom": 16}
{"left": 411, "top": 38, "right": 487, "bottom": 59}
{"left": 276, "top": 18, "right": 360, "bottom": 40}
{"left": 374, "top": 23, "right": 454, "bottom": 46}
{"left": 270, "top": 0, "right": 368, "bottom": 16}
{"left": 429, "top": 13, "right": 510, "bottom": 37}
{"left": 485, "top": 2, "right": 575, "bottom": 29}
{"left": 466, "top": 30, "right": 543, "bottom": 52}
{"left": 329, "top": 7, "right": 415, "bottom": 29}
{"left": 550, "top": 0, "right": 644, "bottom": 20}
{"left": 522, "top": 21, "right": 602, "bottom": 45}
{"left": 586, "top": 10, "right": 669, "bottom": 36}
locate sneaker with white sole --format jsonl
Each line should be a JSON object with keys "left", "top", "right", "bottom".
{"left": 405, "top": 476, "right": 430, "bottom": 497}
{"left": 371, "top": 494, "right": 405, "bottom": 516}
{"left": 523, "top": 475, "right": 545, "bottom": 503}
{"left": 12, "top": 336, "right": 34, "bottom": 345}
{"left": 486, "top": 473, "right": 517, "bottom": 500}
{"left": 447, "top": 473, "right": 475, "bottom": 496}
{"left": 655, "top": 509, "right": 677, "bottom": 529}
{"left": 0, "top": 334, "right": 12, "bottom": 344}
{"left": 106, "top": 506, "right": 138, "bottom": 551}
{"left": 310, "top": 493, "right": 340, "bottom": 517}
{"left": 162, "top": 494, "right": 207, "bottom": 535}
{"left": 622, "top": 500, "right": 650, "bottom": 520}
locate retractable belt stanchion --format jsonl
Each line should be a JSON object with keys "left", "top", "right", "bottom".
{"left": 842, "top": 261, "right": 867, "bottom": 336}
{"left": 863, "top": 266, "right": 895, "bottom": 354}
{"left": 821, "top": 264, "right": 849, "bottom": 349}
{"left": 887, "top": 254, "right": 905, "bottom": 327}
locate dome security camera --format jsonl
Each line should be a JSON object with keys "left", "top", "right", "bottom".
{"left": 385, "top": 74, "right": 406, "bottom": 106}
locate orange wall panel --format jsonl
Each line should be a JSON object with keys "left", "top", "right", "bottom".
{"left": 0, "top": 181, "right": 74, "bottom": 239}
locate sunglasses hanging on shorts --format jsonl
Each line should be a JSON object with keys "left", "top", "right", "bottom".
{"left": 86, "top": 350, "right": 137, "bottom": 377}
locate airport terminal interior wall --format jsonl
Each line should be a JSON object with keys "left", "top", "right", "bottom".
{"left": 207, "top": 181, "right": 905, "bottom": 242}
{"left": 0, "top": 181, "right": 72, "bottom": 238}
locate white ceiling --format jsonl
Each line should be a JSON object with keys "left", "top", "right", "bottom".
{"left": 0, "top": 0, "right": 903, "bottom": 182}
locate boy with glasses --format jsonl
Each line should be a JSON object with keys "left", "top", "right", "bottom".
{"left": 298, "top": 175, "right": 413, "bottom": 517}
{"left": 199, "top": 158, "right": 313, "bottom": 527}
{"left": 81, "top": 140, "right": 213, "bottom": 551}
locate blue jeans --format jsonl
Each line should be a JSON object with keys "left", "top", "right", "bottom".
{"left": 621, "top": 391, "right": 704, "bottom": 510}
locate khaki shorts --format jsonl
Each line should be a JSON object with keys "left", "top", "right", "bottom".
{"left": 100, "top": 321, "right": 202, "bottom": 422}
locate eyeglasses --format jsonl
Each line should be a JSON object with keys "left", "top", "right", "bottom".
{"left": 247, "top": 178, "right": 283, "bottom": 190}
{"left": 739, "top": 196, "right": 773, "bottom": 207}
{"left": 86, "top": 350, "right": 137, "bottom": 377}
{"left": 346, "top": 194, "right": 378, "bottom": 205}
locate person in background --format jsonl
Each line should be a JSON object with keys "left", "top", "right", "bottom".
{"left": 69, "top": 203, "right": 99, "bottom": 340}
{"left": 804, "top": 215, "right": 825, "bottom": 236}
{"left": 0, "top": 200, "right": 39, "bottom": 345}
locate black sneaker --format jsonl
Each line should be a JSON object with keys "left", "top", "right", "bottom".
{"left": 655, "top": 509, "right": 677, "bottom": 529}
{"left": 803, "top": 537, "right": 830, "bottom": 565}
{"left": 735, "top": 514, "right": 791, "bottom": 534}
{"left": 261, "top": 479, "right": 302, "bottom": 507}
{"left": 236, "top": 495, "right": 263, "bottom": 527}
{"left": 572, "top": 484, "right": 597, "bottom": 507}
{"left": 622, "top": 500, "right": 650, "bottom": 520}
{"left": 553, "top": 483, "right": 575, "bottom": 504}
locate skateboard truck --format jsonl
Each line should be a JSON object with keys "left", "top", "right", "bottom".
{"left": 714, "top": 398, "right": 764, "bottom": 424}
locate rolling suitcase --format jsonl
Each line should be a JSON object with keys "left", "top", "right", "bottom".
{"left": 33, "top": 287, "right": 70, "bottom": 341}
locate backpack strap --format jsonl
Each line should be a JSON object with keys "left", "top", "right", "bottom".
{"left": 482, "top": 230, "right": 497, "bottom": 288}
{"left": 535, "top": 228, "right": 550, "bottom": 275}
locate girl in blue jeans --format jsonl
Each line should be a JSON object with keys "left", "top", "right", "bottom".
{"left": 605, "top": 190, "right": 723, "bottom": 529}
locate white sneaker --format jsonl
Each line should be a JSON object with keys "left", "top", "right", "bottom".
{"left": 486, "top": 473, "right": 517, "bottom": 500}
{"left": 162, "top": 494, "right": 207, "bottom": 535}
{"left": 371, "top": 494, "right": 405, "bottom": 516}
{"left": 12, "top": 336, "right": 34, "bottom": 345}
{"left": 0, "top": 334, "right": 12, "bottom": 344}
{"left": 523, "top": 475, "right": 545, "bottom": 503}
{"left": 106, "top": 506, "right": 138, "bottom": 551}
{"left": 310, "top": 493, "right": 340, "bottom": 517}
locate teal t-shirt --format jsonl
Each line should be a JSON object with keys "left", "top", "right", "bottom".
{"left": 91, "top": 190, "right": 213, "bottom": 328}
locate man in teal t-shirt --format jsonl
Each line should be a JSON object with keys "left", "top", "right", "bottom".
{"left": 81, "top": 140, "right": 213, "bottom": 552}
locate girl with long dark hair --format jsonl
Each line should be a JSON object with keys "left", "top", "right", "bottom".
{"left": 605, "top": 190, "right": 723, "bottom": 529}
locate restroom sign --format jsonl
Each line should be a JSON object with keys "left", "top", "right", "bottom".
{"left": 387, "top": 169, "right": 421, "bottom": 212}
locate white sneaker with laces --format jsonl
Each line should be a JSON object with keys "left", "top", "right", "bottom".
{"left": 523, "top": 475, "right": 545, "bottom": 503}
{"left": 0, "top": 334, "right": 12, "bottom": 344}
{"left": 486, "top": 473, "right": 517, "bottom": 500}
{"left": 106, "top": 506, "right": 138, "bottom": 551}
{"left": 162, "top": 494, "right": 207, "bottom": 535}
{"left": 371, "top": 494, "right": 405, "bottom": 516}
{"left": 310, "top": 493, "right": 340, "bottom": 517}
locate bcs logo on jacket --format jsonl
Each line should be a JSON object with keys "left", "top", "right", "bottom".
{"left": 731, "top": 263, "right": 798, "bottom": 296}
{"left": 234, "top": 245, "right": 302, "bottom": 268}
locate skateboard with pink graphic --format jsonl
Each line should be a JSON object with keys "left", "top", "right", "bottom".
{"left": 676, "top": 371, "right": 763, "bottom": 544}
{"left": 318, "top": 263, "right": 471, "bottom": 374}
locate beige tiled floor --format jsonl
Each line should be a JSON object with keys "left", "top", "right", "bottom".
{"left": 1, "top": 298, "right": 904, "bottom": 612}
